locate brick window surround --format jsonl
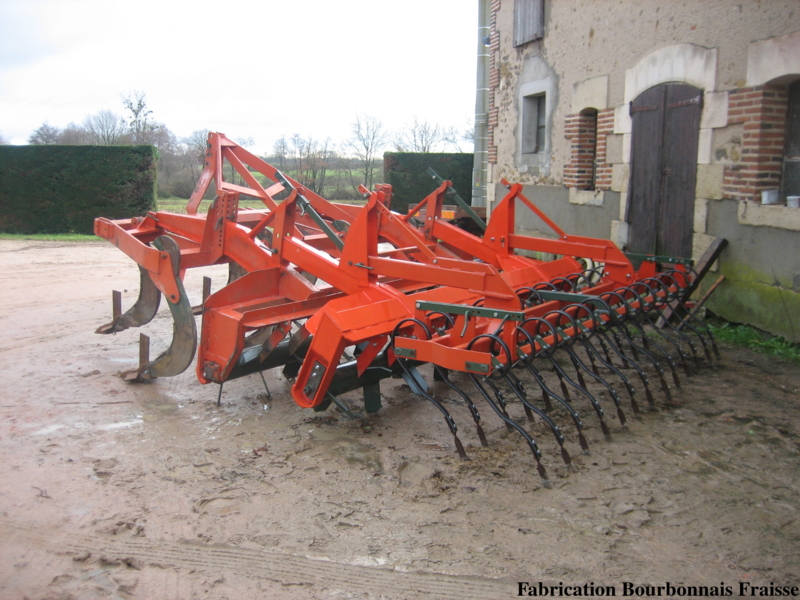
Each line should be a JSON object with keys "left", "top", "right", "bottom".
{"left": 724, "top": 85, "right": 789, "bottom": 201}
{"left": 564, "top": 108, "right": 614, "bottom": 190}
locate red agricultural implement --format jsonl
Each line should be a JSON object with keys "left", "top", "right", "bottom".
{"left": 94, "top": 133, "right": 718, "bottom": 486}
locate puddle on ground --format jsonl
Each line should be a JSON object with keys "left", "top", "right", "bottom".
{"left": 99, "top": 418, "right": 143, "bottom": 431}
{"left": 33, "top": 424, "right": 65, "bottom": 436}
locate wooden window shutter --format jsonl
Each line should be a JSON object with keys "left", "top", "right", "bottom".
{"left": 782, "top": 80, "right": 800, "bottom": 199}
{"left": 514, "top": 0, "right": 544, "bottom": 47}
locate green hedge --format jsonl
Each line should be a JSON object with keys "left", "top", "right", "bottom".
{"left": 0, "top": 145, "right": 157, "bottom": 234}
{"left": 383, "top": 152, "right": 474, "bottom": 214}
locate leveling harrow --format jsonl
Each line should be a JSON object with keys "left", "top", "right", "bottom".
{"left": 95, "top": 133, "right": 718, "bottom": 486}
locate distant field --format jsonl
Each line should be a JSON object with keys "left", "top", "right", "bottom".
{"left": 0, "top": 233, "right": 98, "bottom": 241}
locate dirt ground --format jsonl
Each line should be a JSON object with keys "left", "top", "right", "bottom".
{"left": 1, "top": 239, "right": 799, "bottom": 600}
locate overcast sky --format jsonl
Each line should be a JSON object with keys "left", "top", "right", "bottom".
{"left": 0, "top": 0, "right": 478, "bottom": 153}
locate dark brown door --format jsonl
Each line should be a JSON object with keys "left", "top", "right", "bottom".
{"left": 627, "top": 83, "right": 702, "bottom": 257}
{"left": 781, "top": 79, "right": 800, "bottom": 199}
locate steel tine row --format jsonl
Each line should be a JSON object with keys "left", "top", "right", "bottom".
{"left": 388, "top": 265, "right": 720, "bottom": 486}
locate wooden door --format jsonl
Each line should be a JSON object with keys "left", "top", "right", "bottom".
{"left": 627, "top": 83, "right": 702, "bottom": 257}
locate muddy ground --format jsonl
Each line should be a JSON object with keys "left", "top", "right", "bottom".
{"left": 1, "top": 240, "right": 799, "bottom": 600}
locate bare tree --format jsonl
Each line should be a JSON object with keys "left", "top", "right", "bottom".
{"left": 28, "top": 123, "right": 61, "bottom": 145}
{"left": 305, "top": 138, "right": 334, "bottom": 195}
{"left": 183, "top": 130, "right": 209, "bottom": 182}
{"left": 0, "top": 132, "right": 10, "bottom": 145}
{"left": 272, "top": 136, "right": 288, "bottom": 171}
{"left": 58, "top": 123, "right": 90, "bottom": 145}
{"left": 344, "top": 114, "right": 388, "bottom": 191}
{"left": 122, "top": 90, "right": 155, "bottom": 144}
{"left": 284, "top": 135, "right": 334, "bottom": 194}
{"left": 235, "top": 136, "right": 255, "bottom": 148}
{"left": 83, "top": 110, "right": 127, "bottom": 145}
{"left": 393, "top": 116, "right": 444, "bottom": 152}
{"left": 442, "top": 119, "right": 475, "bottom": 153}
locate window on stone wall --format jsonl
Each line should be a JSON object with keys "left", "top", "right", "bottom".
{"left": 782, "top": 79, "right": 800, "bottom": 202}
{"left": 514, "top": 0, "right": 545, "bottom": 47}
{"left": 522, "top": 93, "right": 547, "bottom": 154}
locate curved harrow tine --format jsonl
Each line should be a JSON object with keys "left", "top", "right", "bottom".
{"left": 95, "top": 265, "right": 161, "bottom": 334}
{"left": 392, "top": 319, "right": 468, "bottom": 459}
{"left": 124, "top": 236, "right": 197, "bottom": 381}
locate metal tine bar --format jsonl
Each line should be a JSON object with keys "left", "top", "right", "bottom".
{"left": 659, "top": 271, "right": 717, "bottom": 362}
{"left": 561, "top": 315, "right": 618, "bottom": 396}
{"left": 583, "top": 298, "right": 668, "bottom": 405}
{"left": 602, "top": 291, "right": 672, "bottom": 387}
{"left": 516, "top": 283, "right": 610, "bottom": 403}
{"left": 580, "top": 268, "right": 672, "bottom": 376}
{"left": 546, "top": 309, "right": 632, "bottom": 422}
{"left": 630, "top": 281, "right": 694, "bottom": 377}
{"left": 502, "top": 371, "right": 537, "bottom": 424}
{"left": 594, "top": 326, "right": 618, "bottom": 366}
{"left": 609, "top": 322, "right": 640, "bottom": 363}
{"left": 561, "top": 302, "right": 641, "bottom": 412}
{"left": 515, "top": 327, "right": 590, "bottom": 454}
{"left": 391, "top": 319, "right": 467, "bottom": 459}
{"left": 612, "top": 287, "right": 681, "bottom": 400}
{"left": 576, "top": 335, "right": 640, "bottom": 410}
{"left": 656, "top": 271, "right": 712, "bottom": 358}
{"left": 642, "top": 277, "right": 702, "bottom": 367}
{"left": 468, "top": 374, "right": 551, "bottom": 487}
{"left": 499, "top": 369, "right": 572, "bottom": 466}
{"left": 665, "top": 267, "right": 721, "bottom": 360}
{"left": 501, "top": 371, "right": 537, "bottom": 424}
{"left": 576, "top": 268, "right": 672, "bottom": 398}
{"left": 482, "top": 377, "right": 515, "bottom": 430}
{"left": 518, "top": 287, "right": 575, "bottom": 403}
{"left": 522, "top": 317, "right": 613, "bottom": 440}
{"left": 595, "top": 325, "right": 666, "bottom": 405}
{"left": 426, "top": 310, "right": 489, "bottom": 446}
{"left": 546, "top": 353, "right": 612, "bottom": 437}
{"left": 610, "top": 315, "right": 669, "bottom": 399}
{"left": 538, "top": 277, "right": 617, "bottom": 397}
{"left": 95, "top": 266, "right": 161, "bottom": 334}
{"left": 617, "top": 284, "right": 683, "bottom": 391}
{"left": 113, "top": 290, "right": 122, "bottom": 320}
{"left": 551, "top": 355, "right": 574, "bottom": 401}
{"left": 258, "top": 369, "right": 272, "bottom": 400}
{"left": 581, "top": 336, "right": 603, "bottom": 377}
{"left": 674, "top": 296, "right": 721, "bottom": 360}
{"left": 516, "top": 286, "right": 544, "bottom": 310}
{"left": 600, "top": 292, "right": 673, "bottom": 407}
{"left": 466, "top": 334, "right": 550, "bottom": 488}
{"left": 433, "top": 365, "right": 489, "bottom": 447}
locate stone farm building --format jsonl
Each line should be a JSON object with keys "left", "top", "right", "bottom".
{"left": 477, "top": 0, "right": 800, "bottom": 341}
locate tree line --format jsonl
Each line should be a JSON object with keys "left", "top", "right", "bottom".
{"left": 10, "top": 92, "right": 472, "bottom": 200}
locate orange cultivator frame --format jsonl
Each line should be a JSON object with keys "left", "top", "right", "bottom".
{"left": 95, "top": 133, "right": 717, "bottom": 485}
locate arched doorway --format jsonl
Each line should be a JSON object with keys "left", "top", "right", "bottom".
{"left": 627, "top": 83, "right": 702, "bottom": 257}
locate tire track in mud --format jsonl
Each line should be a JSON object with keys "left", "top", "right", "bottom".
{"left": 1, "top": 519, "right": 512, "bottom": 599}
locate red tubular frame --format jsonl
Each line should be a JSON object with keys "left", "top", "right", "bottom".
{"left": 95, "top": 133, "right": 687, "bottom": 409}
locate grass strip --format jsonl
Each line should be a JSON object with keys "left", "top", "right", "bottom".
{"left": 710, "top": 322, "right": 800, "bottom": 364}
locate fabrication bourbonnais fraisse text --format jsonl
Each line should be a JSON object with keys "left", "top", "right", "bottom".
{"left": 516, "top": 581, "right": 800, "bottom": 597}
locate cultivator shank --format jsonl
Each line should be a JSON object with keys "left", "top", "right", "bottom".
{"left": 95, "top": 133, "right": 719, "bottom": 486}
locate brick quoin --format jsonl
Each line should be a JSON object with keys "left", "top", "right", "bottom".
{"left": 724, "top": 85, "right": 789, "bottom": 201}
{"left": 487, "top": 0, "right": 500, "bottom": 164}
